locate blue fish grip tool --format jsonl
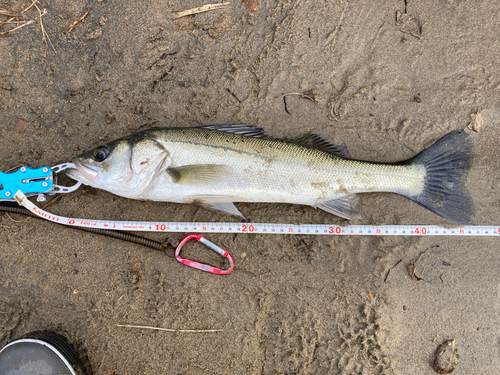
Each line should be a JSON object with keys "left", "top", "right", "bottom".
{"left": 0, "top": 163, "right": 81, "bottom": 201}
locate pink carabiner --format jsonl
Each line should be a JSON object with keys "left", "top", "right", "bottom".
{"left": 175, "top": 234, "right": 234, "bottom": 275}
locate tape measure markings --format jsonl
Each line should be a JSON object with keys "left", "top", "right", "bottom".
{"left": 14, "top": 191, "right": 499, "bottom": 236}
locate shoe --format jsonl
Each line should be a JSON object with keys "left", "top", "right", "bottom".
{"left": 0, "top": 331, "right": 87, "bottom": 375}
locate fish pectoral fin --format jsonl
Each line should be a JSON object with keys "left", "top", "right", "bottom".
{"left": 189, "top": 195, "right": 244, "bottom": 217}
{"left": 285, "top": 133, "right": 351, "bottom": 158}
{"left": 316, "top": 195, "right": 361, "bottom": 220}
{"left": 166, "top": 164, "right": 232, "bottom": 185}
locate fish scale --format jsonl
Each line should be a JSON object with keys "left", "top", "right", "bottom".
{"left": 147, "top": 128, "right": 425, "bottom": 202}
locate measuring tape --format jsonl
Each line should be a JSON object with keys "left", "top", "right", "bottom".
{"left": 13, "top": 191, "right": 499, "bottom": 237}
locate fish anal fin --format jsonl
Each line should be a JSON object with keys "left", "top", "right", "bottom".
{"left": 167, "top": 164, "right": 231, "bottom": 185}
{"left": 286, "top": 133, "right": 350, "bottom": 158}
{"left": 316, "top": 194, "right": 361, "bottom": 220}
{"left": 206, "top": 202, "right": 243, "bottom": 217}
{"left": 198, "top": 124, "right": 266, "bottom": 138}
{"left": 189, "top": 195, "right": 243, "bottom": 217}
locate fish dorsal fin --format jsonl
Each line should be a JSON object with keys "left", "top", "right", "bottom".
{"left": 167, "top": 164, "right": 232, "bottom": 185}
{"left": 198, "top": 124, "right": 266, "bottom": 138}
{"left": 285, "top": 133, "right": 350, "bottom": 158}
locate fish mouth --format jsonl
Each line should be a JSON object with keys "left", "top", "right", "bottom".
{"left": 65, "top": 159, "right": 100, "bottom": 183}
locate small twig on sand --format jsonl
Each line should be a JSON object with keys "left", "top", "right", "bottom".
{"left": 34, "top": 3, "right": 55, "bottom": 54}
{"left": 283, "top": 89, "right": 317, "bottom": 103}
{"left": 0, "top": 0, "right": 38, "bottom": 27}
{"left": 0, "top": 8, "right": 21, "bottom": 17}
{"left": 6, "top": 212, "right": 31, "bottom": 223}
{"left": 172, "top": 2, "right": 230, "bottom": 19}
{"left": 0, "top": 19, "right": 35, "bottom": 34}
{"left": 4, "top": 165, "right": 22, "bottom": 173}
{"left": 283, "top": 96, "right": 290, "bottom": 115}
{"left": 0, "top": 16, "right": 17, "bottom": 26}
{"left": 67, "top": 7, "right": 91, "bottom": 33}
{"left": 22, "top": 0, "right": 39, "bottom": 14}
{"left": 117, "top": 323, "right": 223, "bottom": 333}
{"left": 329, "top": 97, "right": 347, "bottom": 121}
{"left": 40, "top": 194, "right": 63, "bottom": 209}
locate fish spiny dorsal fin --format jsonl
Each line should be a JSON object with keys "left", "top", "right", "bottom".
{"left": 198, "top": 124, "right": 266, "bottom": 138}
{"left": 285, "top": 133, "right": 351, "bottom": 158}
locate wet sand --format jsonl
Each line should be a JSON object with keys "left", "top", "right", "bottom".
{"left": 1, "top": 0, "right": 499, "bottom": 373}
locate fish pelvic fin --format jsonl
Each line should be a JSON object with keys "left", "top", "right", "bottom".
{"left": 316, "top": 194, "right": 361, "bottom": 220}
{"left": 404, "top": 130, "right": 475, "bottom": 224}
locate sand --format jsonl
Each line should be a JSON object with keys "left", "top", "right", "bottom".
{"left": 1, "top": 0, "right": 499, "bottom": 373}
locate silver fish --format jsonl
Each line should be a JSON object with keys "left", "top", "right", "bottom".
{"left": 66, "top": 125, "right": 474, "bottom": 224}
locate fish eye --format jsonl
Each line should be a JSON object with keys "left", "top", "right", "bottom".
{"left": 93, "top": 145, "right": 110, "bottom": 162}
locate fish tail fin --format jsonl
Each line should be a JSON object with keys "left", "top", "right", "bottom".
{"left": 404, "top": 130, "right": 475, "bottom": 224}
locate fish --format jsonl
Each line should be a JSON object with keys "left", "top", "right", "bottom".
{"left": 66, "top": 125, "right": 475, "bottom": 224}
